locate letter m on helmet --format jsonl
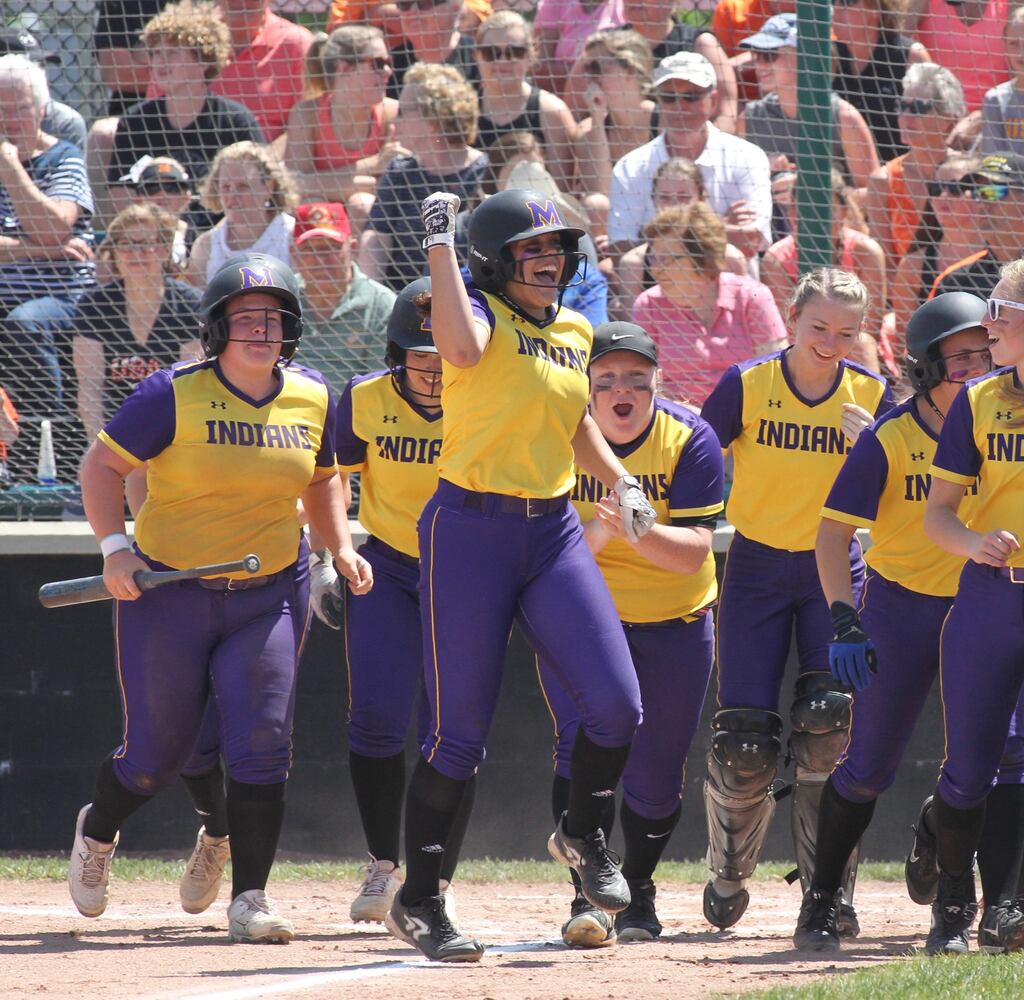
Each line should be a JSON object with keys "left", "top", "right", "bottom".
{"left": 527, "top": 199, "right": 562, "bottom": 229}
{"left": 239, "top": 265, "right": 272, "bottom": 289}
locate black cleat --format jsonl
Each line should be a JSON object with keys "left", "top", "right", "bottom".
{"left": 615, "top": 878, "right": 662, "bottom": 941}
{"left": 561, "top": 891, "right": 617, "bottom": 948}
{"left": 385, "top": 890, "right": 485, "bottom": 963}
{"left": 925, "top": 868, "right": 978, "bottom": 956}
{"left": 906, "top": 796, "right": 940, "bottom": 905}
{"left": 836, "top": 892, "right": 860, "bottom": 939}
{"left": 703, "top": 879, "right": 749, "bottom": 930}
{"left": 977, "top": 898, "right": 1024, "bottom": 955}
{"left": 793, "top": 887, "right": 841, "bottom": 953}
{"left": 548, "top": 812, "right": 630, "bottom": 912}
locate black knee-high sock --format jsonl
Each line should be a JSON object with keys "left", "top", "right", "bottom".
{"left": 565, "top": 730, "right": 630, "bottom": 838}
{"left": 811, "top": 778, "right": 876, "bottom": 894}
{"left": 402, "top": 758, "right": 469, "bottom": 904}
{"left": 440, "top": 774, "right": 476, "bottom": 883}
{"left": 978, "top": 783, "right": 1024, "bottom": 902}
{"left": 227, "top": 779, "right": 286, "bottom": 898}
{"left": 349, "top": 750, "right": 405, "bottom": 865}
{"left": 620, "top": 800, "right": 680, "bottom": 881}
{"left": 932, "top": 791, "right": 986, "bottom": 879}
{"left": 82, "top": 753, "right": 152, "bottom": 842}
{"left": 552, "top": 773, "right": 616, "bottom": 892}
{"left": 181, "top": 761, "right": 229, "bottom": 839}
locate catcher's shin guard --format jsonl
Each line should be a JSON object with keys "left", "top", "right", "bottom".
{"left": 789, "top": 672, "right": 858, "bottom": 904}
{"left": 704, "top": 709, "right": 783, "bottom": 886}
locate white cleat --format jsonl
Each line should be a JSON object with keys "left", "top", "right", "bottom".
{"left": 68, "top": 803, "right": 118, "bottom": 918}
{"left": 228, "top": 889, "right": 294, "bottom": 943}
{"left": 350, "top": 857, "right": 403, "bottom": 923}
{"left": 180, "top": 828, "right": 230, "bottom": 914}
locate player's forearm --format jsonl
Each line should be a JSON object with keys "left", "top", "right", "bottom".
{"left": 632, "top": 524, "right": 712, "bottom": 575}
{"left": 815, "top": 517, "right": 858, "bottom": 607}
{"left": 426, "top": 244, "right": 488, "bottom": 367}
{"left": 924, "top": 498, "right": 979, "bottom": 560}
{"left": 571, "top": 413, "right": 629, "bottom": 490}
{"left": 302, "top": 473, "right": 355, "bottom": 555}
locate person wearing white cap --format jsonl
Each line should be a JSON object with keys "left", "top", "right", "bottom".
{"left": 607, "top": 50, "right": 771, "bottom": 265}
{"left": 737, "top": 14, "right": 879, "bottom": 193}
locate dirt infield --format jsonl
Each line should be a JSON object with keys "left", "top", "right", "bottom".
{"left": 1, "top": 878, "right": 929, "bottom": 1000}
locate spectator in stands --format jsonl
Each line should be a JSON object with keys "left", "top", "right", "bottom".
{"left": 614, "top": 157, "right": 748, "bottom": 321}
{"left": 980, "top": 8, "right": 1024, "bottom": 157}
{"left": 472, "top": 11, "right": 576, "bottom": 189}
{"left": 934, "top": 153, "right": 1024, "bottom": 297}
{"left": 761, "top": 169, "right": 885, "bottom": 370}
{"left": 866, "top": 63, "right": 965, "bottom": 284}
{"left": 0, "top": 28, "right": 86, "bottom": 150}
{"left": 284, "top": 25, "right": 403, "bottom": 222}
{"left": 0, "top": 54, "right": 96, "bottom": 422}
{"left": 387, "top": 0, "right": 478, "bottom": 99}
{"left": 72, "top": 204, "right": 201, "bottom": 445}
{"left": 891, "top": 152, "right": 984, "bottom": 336}
{"left": 832, "top": 0, "right": 930, "bottom": 164}
{"left": 186, "top": 142, "right": 298, "bottom": 287}
{"left": 533, "top": 0, "right": 625, "bottom": 93}
{"left": 106, "top": 1, "right": 264, "bottom": 228}
{"left": 0, "top": 382, "right": 19, "bottom": 486}
{"left": 359, "top": 63, "right": 487, "bottom": 291}
{"left": 630, "top": 201, "right": 788, "bottom": 404}
{"left": 92, "top": 0, "right": 165, "bottom": 117}
{"left": 213, "top": 0, "right": 314, "bottom": 143}
{"left": 620, "top": 0, "right": 738, "bottom": 133}
{"left": 121, "top": 156, "right": 196, "bottom": 274}
{"left": 607, "top": 52, "right": 771, "bottom": 264}
{"left": 737, "top": 14, "right": 879, "bottom": 192}
{"left": 711, "top": 0, "right": 794, "bottom": 59}
{"left": 326, "top": 0, "right": 492, "bottom": 40}
{"left": 290, "top": 202, "right": 396, "bottom": 390}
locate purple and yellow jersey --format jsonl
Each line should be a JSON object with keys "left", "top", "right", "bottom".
{"left": 438, "top": 288, "right": 592, "bottom": 499}
{"left": 99, "top": 358, "right": 336, "bottom": 577}
{"left": 822, "top": 399, "right": 980, "bottom": 597}
{"left": 931, "top": 367, "right": 1024, "bottom": 569}
{"left": 701, "top": 350, "right": 893, "bottom": 552}
{"left": 336, "top": 369, "right": 443, "bottom": 559}
{"left": 572, "top": 398, "right": 724, "bottom": 623}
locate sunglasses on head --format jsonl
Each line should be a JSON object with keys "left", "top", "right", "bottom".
{"left": 972, "top": 182, "right": 1012, "bottom": 202}
{"left": 926, "top": 179, "right": 968, "bottom": 198}
{"left": 987, "top": 297, "right": 1024, "bottom": 322}
{"left": 899, "top": 97, "right": 938, "bottom": 116}
{"left": 658, "top": 87, "right": 713, "bottom": 104}
{"left": 477, "top": 44, "right": 529, "bottom": 62}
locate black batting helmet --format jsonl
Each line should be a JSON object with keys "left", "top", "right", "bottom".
{"left": 385, "top": 277, "right": 435, "bottom": 369}
{"left": 199, "top": 252, "right": 303, "bottom": 360}
{"left": 904, "top": 292, "right": 988, "bottom": 392}
{"left": 467, "top": 188, "right": 585, "bottom": 293}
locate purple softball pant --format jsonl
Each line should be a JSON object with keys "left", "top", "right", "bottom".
{"left": 417, "top": 480, "right": 642, "bottom": 781}
{"left": 111, "top": 543, "right": 311, "bottom": 795}
{"left": 938, "top": 561, "right": 1024, "bottom": 810}
{"left": 539, "top": 611, "right": 715, "bottom": 819}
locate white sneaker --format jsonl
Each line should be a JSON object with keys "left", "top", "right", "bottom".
{"left": 350, "top": 857, "right": 403, "bottom": 923}
{"left": 440, "top": 879, "right": 458, "bottom": 930}
{"left": 68, "top": 803, "right": 118, "bottom": 917}
{"left": 180, "top": 828, "right": 230, "bottom": 914}
{"left": 227, "top": 889, "right": 294, "bottom": 943}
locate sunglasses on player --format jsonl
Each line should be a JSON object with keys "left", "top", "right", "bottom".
{"left": 987, "top": 297, "right": 1024, "bottom": 322}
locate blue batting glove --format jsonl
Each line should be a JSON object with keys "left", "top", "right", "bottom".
{"left": 828, "top": 602, "right": 878, "bottom": 692}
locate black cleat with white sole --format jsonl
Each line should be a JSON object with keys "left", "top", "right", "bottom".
{"left": 385, "top": 890, "right": 485, "bottom": 963}
{"left": 548, "top": 811, "right": 630, "bottom": 912}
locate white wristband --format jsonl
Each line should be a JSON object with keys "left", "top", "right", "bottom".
{"left": 99, "top": 533, "right": 131, "bottom": 559}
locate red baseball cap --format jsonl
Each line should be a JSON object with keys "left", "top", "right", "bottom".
{"left": 294, "top": 202, "right": 352, "bottom": 245}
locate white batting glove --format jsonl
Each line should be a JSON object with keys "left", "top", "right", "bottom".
{"left": 308, "top": 550, "right": 343, "bottom": 630}
{"left": 421, "top": 192, "right": 461, "bottom": 250}
{"left": 614, "top": 475, "right": 657, "bottom": 543}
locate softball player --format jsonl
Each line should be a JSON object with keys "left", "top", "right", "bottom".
{"left": 308, "top": 278, "right": 473, "bottom": 923}
{"left": 918, "top": 259, "right": 1024, "bottom": 954}
{"left": 383, "top": 187, "right": 655, "bottom": 963}
{"left": 790, "top": 292, "right": 996, "bottom": 952}
{"left": 538, "top": 322, "right": 724, "bottom": 947}
{"left": 68, "top": 253, "right": 372, "bottom": 943}
{"left": 699, "top": 267, "right": 894, "bottom": 933}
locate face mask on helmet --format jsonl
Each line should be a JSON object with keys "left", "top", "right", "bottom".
{"left": 203, "top": 303, "right": 302, "bottom": 361}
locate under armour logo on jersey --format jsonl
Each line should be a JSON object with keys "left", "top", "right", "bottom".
{"left": 210, "top": 401, "right": 227, "bottom": 409}
{"left": 527, "top": 199, "right": 563, "bottom": 229}
{"left": 810, "top": 699, "right": 827, "bottom": 711}
{"left": 741, "top": 742, "right": 759, "bottom": 753}
{"left": 421, "top": 843, "right": 444, "bottom": 853}
{"left": 591, "top": 788, "right": 615, "bottom": 797}
{"left": 911, "top": 451, "right": 925, "bottom": 461}
{"left": 383, "top": 415, "right": 398, "bottom": 423}
{"left": 768, "top": 399, "right": 782, "bottom": 408}
{"left": 997, "top": 411, "right": 1014, "bottom": 420}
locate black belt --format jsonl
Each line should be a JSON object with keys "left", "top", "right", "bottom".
{"left": 196, "top": 573, "right": 276, "bottom": 591}
{"left": 366, "top": 535, "right": 419, "bottom": 569}
{"left": 461, "top": 491, "right": 569, "bottom": 519}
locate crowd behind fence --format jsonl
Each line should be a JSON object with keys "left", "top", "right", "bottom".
{"left": 0, "top": 0, "right": 1020, "bottom": 512}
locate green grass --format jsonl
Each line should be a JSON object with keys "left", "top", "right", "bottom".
{"left": 730, "top": 953, "right": 1024, "bottom": 999}
{"left": 0, "top": 855, "right": 905, "bottom": 884}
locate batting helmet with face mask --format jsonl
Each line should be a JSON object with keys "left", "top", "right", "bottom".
{"left": 904, "top": 291, "right": 988, "bottom": 392}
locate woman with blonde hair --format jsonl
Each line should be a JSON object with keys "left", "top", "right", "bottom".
{"left": 471, "top": 10, "right": 577, "bottom": 190}
{"left": 284, "top": 24, "right": 403, "bottom": 216}
{"left": 186, "top": 142, "right": 298, "bottom": 287}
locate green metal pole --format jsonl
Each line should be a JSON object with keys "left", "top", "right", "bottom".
{"left": 796, "top": 0, "right": 834, "bottom": 273}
